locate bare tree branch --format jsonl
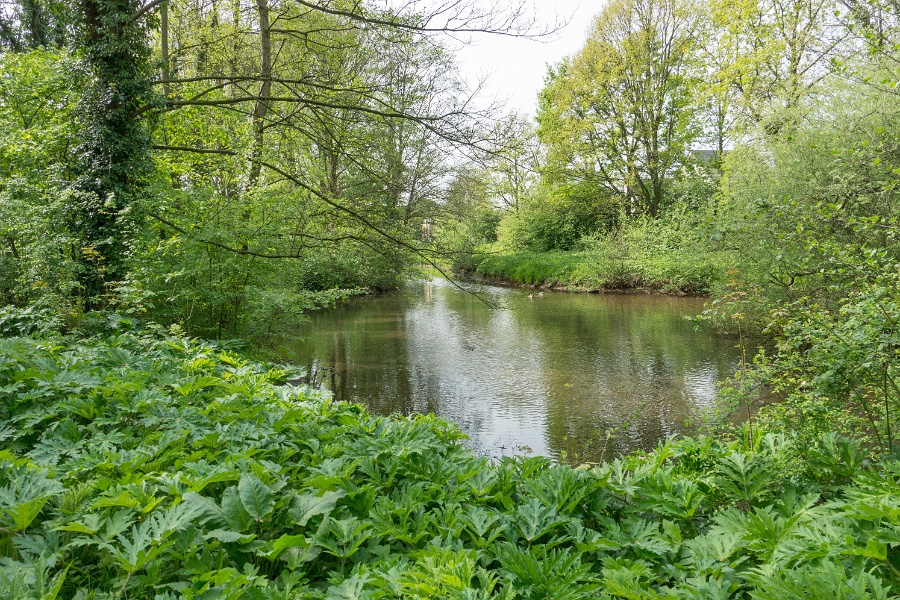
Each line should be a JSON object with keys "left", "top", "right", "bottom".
{"left": 133, "top": 0, "right": 166, "bottom": 22}
{"left": 288, "top": 0, "right": 554, "bottom": 38}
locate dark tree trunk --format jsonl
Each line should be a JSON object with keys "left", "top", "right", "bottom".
{"left": 22, "top": 0, "right": 50, "bottom": 47}
{"left": 72, "top": 0, "right": 154, "bottom": 305}
{"left": 160, "top": 0, "right": 170, "bottom": 99}
{"left": 248, "top": 0, "right": 271, "bottom": 188}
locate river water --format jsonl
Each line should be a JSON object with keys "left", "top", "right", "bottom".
{"left": 289, "top": 277, "right": 744, "bottom": 463}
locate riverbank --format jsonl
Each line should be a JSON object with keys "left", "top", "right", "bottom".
{"left": 1, "top": 308, "right": 897, "bottom": 597}
{"left": 462, "top": 250, "right": 725, "bottom": 296}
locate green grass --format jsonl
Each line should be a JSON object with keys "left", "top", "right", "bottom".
{"left": 0, "top": 309, "right": 898, "bottom": 598}
{"left": 473, "top": 249, "right": 724, "bottom": 295}
{"left": 473, "top": 252, "right": 584, "bottom": 287}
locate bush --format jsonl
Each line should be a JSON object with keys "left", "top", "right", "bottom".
{"left": 746, "top": 259, "right": 900, "bottom": 455}
{"left": 496, "top": 184, "right": 619, "bottom": 253}
{"left": 475, "top": 251, "right": 583, "bottom": 286}
{"left": 713, "top": 81, "right": 900, "bottom": 314}
{"left": 474, "top": 212, "right": 728, "bottom": 295}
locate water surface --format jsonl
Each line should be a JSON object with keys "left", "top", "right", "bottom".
{"left": 289, "top": 278, "right": 742, "bottom": 463}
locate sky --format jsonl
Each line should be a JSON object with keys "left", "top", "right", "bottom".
{"left": 452, "top": 1, "right": 602, "bottom": 115}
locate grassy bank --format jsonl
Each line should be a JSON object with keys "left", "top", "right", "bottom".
{"left": 1, "top": 309, "right": 899, "bottom": 598}
{"left": 469, "top": 249, "right": 724, "bottom": 295}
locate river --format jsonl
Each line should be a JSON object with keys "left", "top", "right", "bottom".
{"left": 288, "top": 277, "right": 745, "bottom": 464}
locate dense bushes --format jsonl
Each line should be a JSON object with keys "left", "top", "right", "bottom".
{"left": 0, "top": 51, "right": 81, "bottom": 307}
{"left": 1, "top": 315, "right": 899, "bottom": 598}
{"left": 472, "top": 249, "right": 721, "bottom": 294}
{"left": 471, "top": 214, "right": 727, "bottom": 295}
{"left": 495, "top": 184, "right": 619, "bottom": 253}
{"left": 702, "top": 81, "right": 900, "bottom": 328}
{"left": 0, "top": 48, "right": 423, "bottom": 341}
{"left": 715, "top": 257, "right": 900, "bottom": 459}
{"left": 473, "top": 252, "right": 584, "bottom": 287}
{"left": 698, "top": 79, "right": 900, "bottom": 442}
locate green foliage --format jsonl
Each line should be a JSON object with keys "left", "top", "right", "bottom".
{"left": 0, "top": 1, "right": 470, "bottom": 333}
{"left": 473, "top": 252, "right": 584, "bottom": 287}
{"left": 1, "top": 2, "right": 900, "bottom": 596}
{"left": 474, "top": 210, "right": 726, "bottom": 294}
{"left": 536, "top": 0, "right": 703, "bottom": 218}
{"left": 709, "top": 77, "right": 900, "bottom": 321}
{"left": 703, "top": 72, "right": 900, "bottom": 444}
{"left": 0, "top": 50, "right": 82, "bottom": 307}
{"left": 0, "top": 311, "right": 898, "bottom": 597}
{"left": 440, "top": 167, "right": 502, "bottom": 271}
{"left": 744, "top": 261, "right": 900, "bottom": 456}
{"left": 495, "top": 183, "right": 619, "bottom": 253}
{"left": 123, "top": 231, "right": 374, "bottom": 341}
{"left": 0, "top": 0, "right": 72, "bottom": 51}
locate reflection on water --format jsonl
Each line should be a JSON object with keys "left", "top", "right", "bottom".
{"left": 290, "top": 277, "right": 743, "bottom": 463}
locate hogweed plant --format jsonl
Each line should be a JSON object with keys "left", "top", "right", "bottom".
{"left": 0, "top": 306, "right": 898, "bottom": 598}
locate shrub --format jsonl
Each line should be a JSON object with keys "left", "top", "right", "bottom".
{"left": 496, "top": 184, "right": 619, "bottom": 253}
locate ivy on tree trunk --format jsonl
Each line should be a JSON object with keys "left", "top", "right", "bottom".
{"left": 72, "top": 0, "right": 155, "bottom": 304}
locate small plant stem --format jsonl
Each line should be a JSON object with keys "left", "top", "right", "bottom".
{"left": 747, "top": 404, "right": 753, "bottom": 447}
{"left": 117, "top": 571, "right": 134, "bottom": 599}
{"left": 847, "top": 383, "right": 885, "bottom": 452}
{"left": 885, "top": 367, "right": 893, "bottom": 453}
{"left": 883, "top": 369, "right": 900, "bottom": 451}
{"left": 737, "top": 320, "right": 752, "bottom": 445}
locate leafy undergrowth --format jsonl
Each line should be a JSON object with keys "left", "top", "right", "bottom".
{"left": 472, "top": 251, "right": 721, "bottom": 295}
{"left": 1, "top": 317, "right": 899, "bottom": 598}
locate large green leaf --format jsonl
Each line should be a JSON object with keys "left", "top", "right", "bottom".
{"left": 237, "top": 473, "right": 275, "bottom": 521}
{"left": 290, "top": 489, "right": 346, "bottom": 527}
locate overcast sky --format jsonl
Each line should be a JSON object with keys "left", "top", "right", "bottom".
{"left": 453, "top": 1, "right": 601, "bottom": 115}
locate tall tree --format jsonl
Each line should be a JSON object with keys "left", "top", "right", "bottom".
{"left": 708, "top": 0, "right": 845, "bottom": 134}
{"left": 836, "top": 0, "right": 900, "bottom": 93}
{"left": 0, "top": 0, "right": 71, "bottom": 50}
{"left": 537, "top": 0, "right": 702, "bottom": 217}
{"left": 71, "top": 0, "right": 155, "bottom": 301}
{"left": 0, "top": 0, "right": 548, "bottom": 317}
{"left": 148, "top": 0, "right": 541, "bottom": 260}
{"left": 488, "top": 113, "right": 540, "bottom": 213}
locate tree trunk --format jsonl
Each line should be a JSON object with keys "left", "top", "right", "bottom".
{"left": 73, "top": 0, "right": 153, "bottom": 304}
{"left": 22, "top": 0, "right": 49, "bottom": 48}
{"left": 248, "top": 0, "right": 271, "bottom": 188}
{"left": 161, "top": 0, "right": 170, "bottom": 99}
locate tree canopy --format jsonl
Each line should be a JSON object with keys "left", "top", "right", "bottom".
{"left": 0, "top": 0, "right": 547, "bottom": 329}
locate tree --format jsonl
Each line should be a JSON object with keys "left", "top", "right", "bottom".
{"left": 70, "top": 0, "right": 156, "bottom": 301}
{"left": 694, "top": 3, "right": 744, "bottom": 156}
{"left": 0, "top": 50, "right": 81, "bottom": 304}
{"left": 440, "top": 165, "right": 500, "bottom": 269}
{"left": 0, "top": 0, "right": 550, "bottom": 319}
{"left": 537, "top": 0, "right": 702, "bottom": 218}
{"left": 707, "top": 0, "right": 846, "bottom": 135}
{"left": 145, "top": 0, "right": 548, "bottom": 263}
{"left": 0, "top": 0, "right": 71, "bottom": 50}
{"left": 836, "top": 0, "right": 900, "bottom": 95}
{"left": 137, "top": 0, "right": 550, "bottom": 332}
{"left": 487, "top": 113, "right": 540, "bottom": 212}
{"left": 1, "top": 1, "right": 150, "bottom": 304}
